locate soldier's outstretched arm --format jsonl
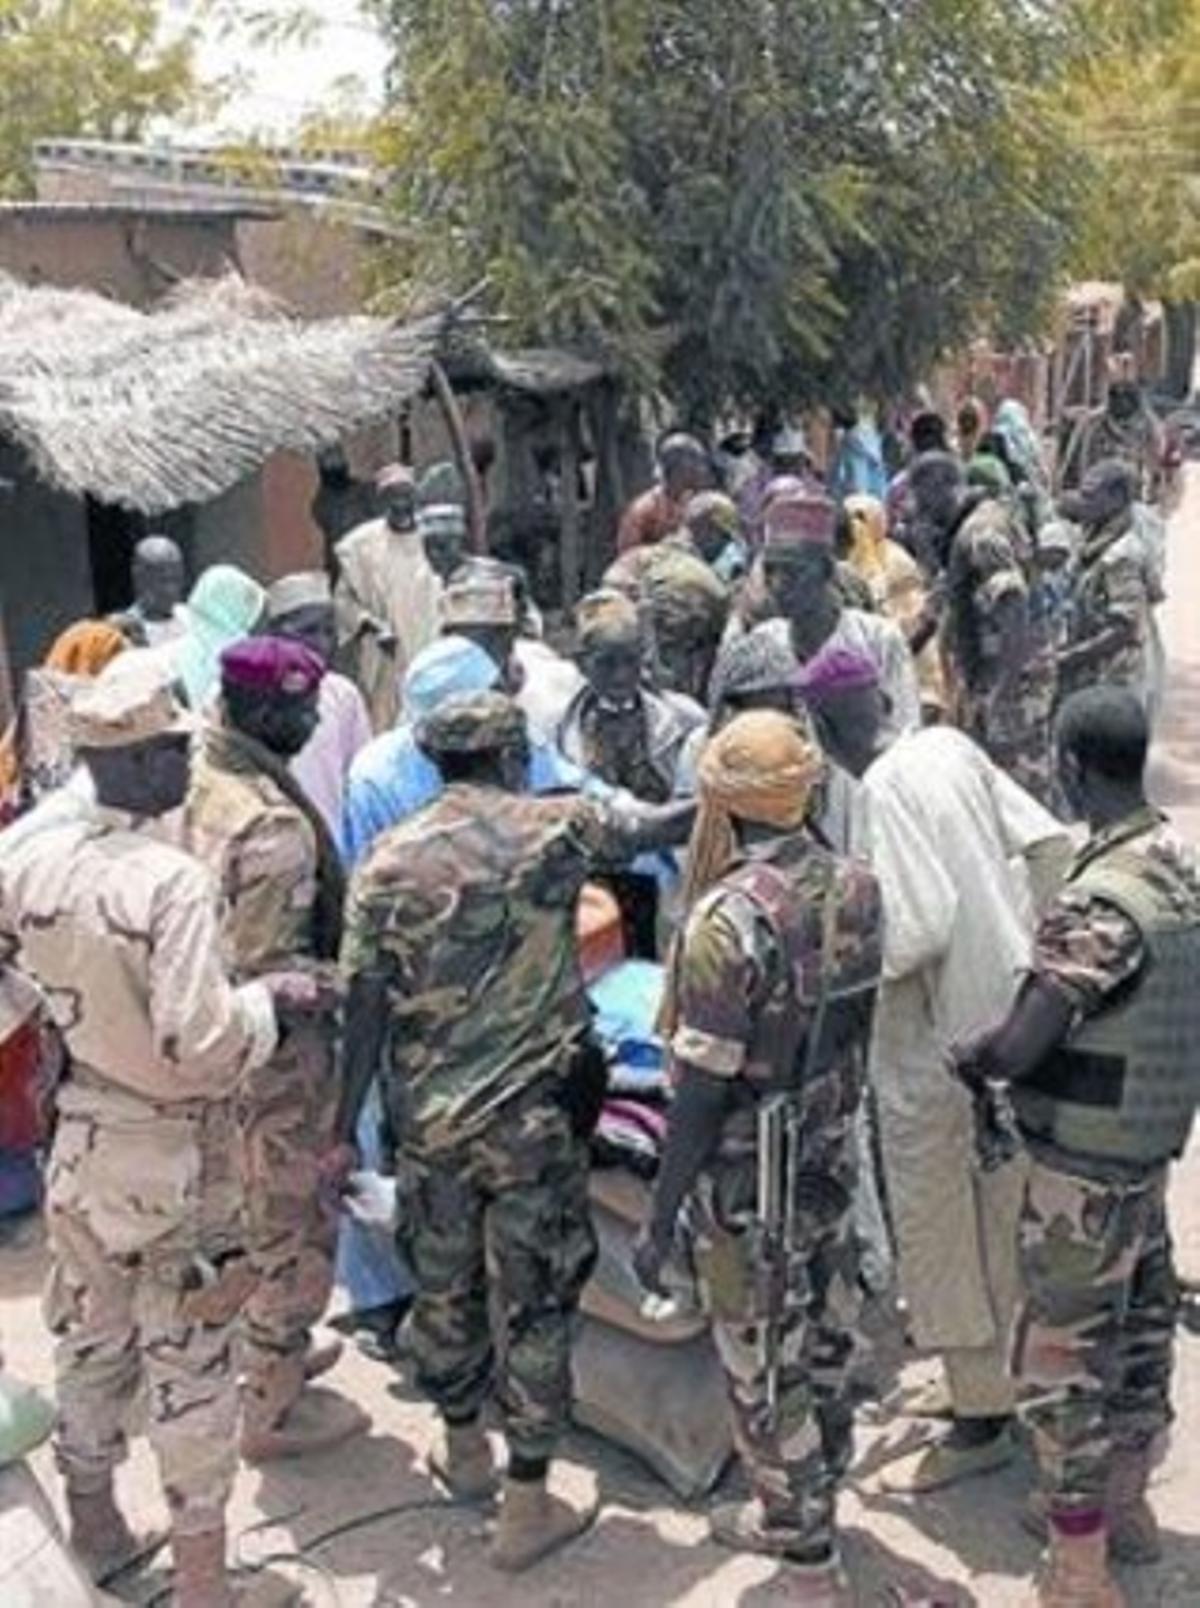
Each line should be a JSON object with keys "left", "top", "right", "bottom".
{"left": 634, "top": 1063, "right": 731, "bottom": 1293}
{"left": 609, "top": 797, "right": 696, "bottom": 858}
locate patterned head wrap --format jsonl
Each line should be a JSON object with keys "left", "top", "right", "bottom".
{"left": 708, "top": 625, "right": 801, "bottom": 714}
{"left": 416, "top": 689, "right": 527, "bottom": 756}
{"left": 574, "top": 588, "right": 641, "bottom": 654}
{"left": 762, "top": 491, "right": 837, "bottom": 553}
{"left": 681, "top": 710, "right": 826, "bottom": 912}
{"left": 402, "top": 635, "right": 500, "bottom": 723}
{"left": 685, "top": 490, "right": 739, "bottom": 536}
{"left": 44, "top": 621, "right": 127, "bottom": 678}
{"left": 439, "top": 571, "right": 518, "bottom": 629}
{"left": 266, "top": 570, "right": 332, "bottom": 620}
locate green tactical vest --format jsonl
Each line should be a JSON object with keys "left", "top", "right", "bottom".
{"left": 1013, "top": 841, "right": 1200, "bottom": 1166}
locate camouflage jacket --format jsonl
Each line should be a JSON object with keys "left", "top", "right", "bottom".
{"left": 1061, "top": 516, "right": 1150, "bottom": 697}
{"left": 670, "top": 834, "right": 883, "bottom": 1163}
{"left": 342, "top": 783, "right": 626, "bottom": 1156}
{"left": 1033, "top": 807, "right": 1200, "bottom": 1015}
{"left": 187, "top": 725, "right": 328, "bottom": 978}
{"left": 942, "top": 496, "right": 1030, "bottom": 696}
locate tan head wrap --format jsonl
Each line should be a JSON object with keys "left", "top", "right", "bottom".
{"left": 680, "top": 709, "right": 827, "bottom": 913}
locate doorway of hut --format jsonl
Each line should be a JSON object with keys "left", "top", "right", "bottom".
{"left": 86, "top": 498, "right": 194, "bottom": 615}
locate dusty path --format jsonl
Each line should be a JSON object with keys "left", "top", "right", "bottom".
{"left": 2, "top": 473, "right": 1199, "bottom": 1605}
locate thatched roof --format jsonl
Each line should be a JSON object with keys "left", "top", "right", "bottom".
{"left": 0, "top": 274, "right": 443, "bottom": 514}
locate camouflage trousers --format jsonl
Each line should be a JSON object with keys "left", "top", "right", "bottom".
{"left": 961, "top": 665, "right": 1058, "bottom": 814}
{"left": 398, "top": 1093, "right": 596, "bottom": 1462}
{"left": 1012, "top": 1154, "right": 1177, "bottom": 1512}
{"left": 43, "top": 1077, "right": 245, "bottom": 1535}
{"left": 238, "top": 1023, "right": 338, "bottom": 1417}
{"left": 692, "top": 1117, "right": 861, "bottom": 1554}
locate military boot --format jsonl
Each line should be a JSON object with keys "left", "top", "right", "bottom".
{"left": 709, "top": 1500, "right": 850, "bottom": 1602}
{"left": 429, "top": 1418, "right": 500, "bottom": 1503}
{"left": 65, "top": 1480, "right": 166, "bottom": 1585}
{"left": 241, "top": 1354, "right": 368, "bottom": 1464}
{"left": 1037, "top": 1513, "right": 1125, "bottom": 1608}
{"left": 1105, "top": 1444, "right": 1161, "bottom": 1566}
{"left": 302, "top": 1338, "right": 344, "bottom": 1384}
{"left": 171, "top": 1525, "right": 300, "bottom": 1607}
{"left": 489, "top": 1473, "right": 598, "bottom": 1572}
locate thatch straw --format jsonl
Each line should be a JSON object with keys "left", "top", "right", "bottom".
{"left": 0, "top": 274, "right": 442, "bottom": 514}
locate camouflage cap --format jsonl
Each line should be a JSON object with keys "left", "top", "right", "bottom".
{"left": 70, "top": 667, "right": 192, "bottom": 750}
{"left": 416, "top": 689, "right": 528, "bottom": 755}
{"left": 439, "top": 571, "right": 519, "bottom": 629}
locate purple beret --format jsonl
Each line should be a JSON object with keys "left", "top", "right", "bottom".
{"left": 797, "top": 644, "right": 880, "bottom": 700}
{"left": 220, "top": 636, "right": 325, "bottom": 696}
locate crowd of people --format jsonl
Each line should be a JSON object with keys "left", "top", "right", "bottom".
{"left": 0, "top": 379, "right": 1195, "bottom": 1608}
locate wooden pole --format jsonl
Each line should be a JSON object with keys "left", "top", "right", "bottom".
{"left": 430, "top": 358, "right": 486, "bottom": 553}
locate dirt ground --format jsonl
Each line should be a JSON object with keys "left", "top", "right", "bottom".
{"left": 3, "top": 473, "right": 1200, "bottom": 1606}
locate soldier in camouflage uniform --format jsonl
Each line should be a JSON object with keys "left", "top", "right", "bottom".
{"left": 0, "top": 667, "right": 310, "bottom": 1607}
{"left": 603, "top": 523, "right": 732, "bottom": 702}
{"left": 187, "top": 636, "right": 367, "bottom": 1464}
{"left": 1057, "top": 459, "right": 1157, "bottom": 715}
{"left": 910, "top": 450, "right": 1059, "bottom": 812}
{"left": 338, "top": 688, "right": 694, "bottom": 1573}
{"left": 634, "top": 710, "right": 882, "bottom": 1601}
{"left": 959, "top": 687, "right": 1200, "bottom": 1608}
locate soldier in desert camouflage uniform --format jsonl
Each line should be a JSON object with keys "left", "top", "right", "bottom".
{"left": 960, "top": 687, "right": 1200, "bottom": 1608}
{"left": 338, "top": 688, "right": 694, "bottom": 1573}
{"left": 0, "top": 666, "right": 311, "bottom": 1607}
{"left": 910, "top": 451, "right": 1058, "bottom": 811}
{"left": 635, "top": 711, "right": 882, "bottom": 1602}
{"left": 187, "top": 636, "right": 366, "bottom": 1463}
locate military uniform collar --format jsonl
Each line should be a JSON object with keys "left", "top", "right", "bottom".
{"left": 1072, "top": 804, "right": 1164, "bottom": 879}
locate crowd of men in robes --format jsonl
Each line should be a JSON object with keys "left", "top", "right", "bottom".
{"left": 0, "top": 374, "right": 1196, "bottom": 1608}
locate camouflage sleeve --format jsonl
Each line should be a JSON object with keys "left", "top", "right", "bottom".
{"left": 560, "top": 795, "right": 636, "bottom": 871}
{"left": 967, "top": 522, "right": 1026, "bottom": 621}
{"left": 1099, "top": 550, "right": 1145, "bottom": 633}
{"left": 221, "top": 809, "right": 316, "bottom": 974}
{"left": 1033, "top": 890, "right": 1146, "bottom": 1014}
{"left": 671, "top": 891, "right": 769, "bottom": 1078}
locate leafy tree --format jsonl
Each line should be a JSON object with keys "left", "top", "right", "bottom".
{"left": 367, "top": 1, "right": 1124, "bottom": 415}
{"left": 0, "top": 0, "right": 211, "bottom": 196}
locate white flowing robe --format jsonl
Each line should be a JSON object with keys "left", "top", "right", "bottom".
{"left": 334, "top": 519, "right": 442, "bottom": 733}
{"left": 858, "top": 727, "right": 1067, "bottom": 1354}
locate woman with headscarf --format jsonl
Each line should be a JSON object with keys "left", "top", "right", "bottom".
{"left": 172, "top": 565, "right": 267, "bottom": 710}
{"left": 0, "top": 621, "right": 127, "bottom": 820}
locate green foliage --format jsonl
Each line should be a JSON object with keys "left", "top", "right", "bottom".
{"left": 371, "top": 1, "right": 1191, "bottom": 413}
{"left": 0, "top": 0, "right": 210, "bottom": 197}
{"left": 1063, "top": 0, "right": 1200, "bottom": 298}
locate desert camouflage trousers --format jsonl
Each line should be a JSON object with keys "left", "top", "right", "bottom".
{"left": 1012, "top": 1153, "right": 1177, "bottom": 1512}
{"left": 398, "top": 1091, "right": 596, "bottom": 1462}
{"left": 238, "top": 1022, "right": 338, "bottom": 1423}
{"left": 43, "top": 1075, "right": 245, "bottom": 1535}
{"left": 691, "top": 1112, "right": 861, "bottom": 1555}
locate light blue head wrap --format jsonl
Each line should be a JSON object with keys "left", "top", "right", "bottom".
{"left": 176, "top": 565, "right": 267, "bottom": 710}
{"left": 402, "top": 634, "right": 500, "bottom": 724}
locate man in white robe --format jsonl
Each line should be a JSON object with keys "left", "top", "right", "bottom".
{"left": 800, "top": 644, "right": 1070, "bottom": 1493}
{"left": 334, "top": 466, "right": 443, "bottom": 732}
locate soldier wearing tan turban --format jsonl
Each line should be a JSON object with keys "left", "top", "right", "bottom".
{"left": 635, "top": 710, "right": 883, "bottom": 1596}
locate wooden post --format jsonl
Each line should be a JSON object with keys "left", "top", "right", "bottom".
{"left": 559, "top": 400, "right": 582, "bottom": 608}
{"left": 430, "top": 358, "right": 487, "bottom": 553}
